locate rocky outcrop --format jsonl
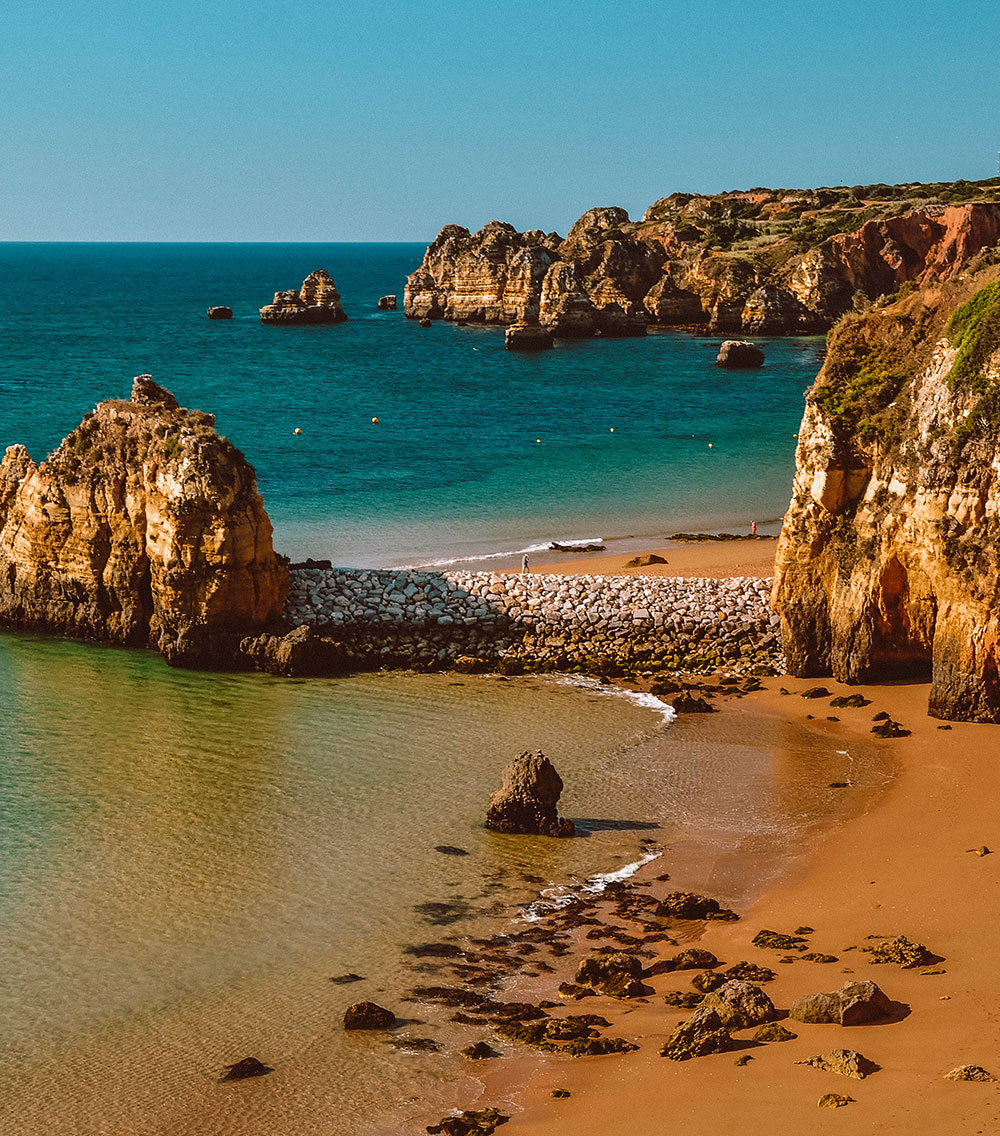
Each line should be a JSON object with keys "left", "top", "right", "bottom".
{"left": 0, "top": 376, "right": 288, "bottom": 667}
{"left": 789, "top": 980, "right": 893, "bottom": 1025}
{"left": 485, "top": 751, "right": 574, "bottom": 837}
{"left": 407, "top": 181, "right": 1000, "bottom": 337}
{"left": 505, "top": 323, "right": 553, "bottom": 351}
{"left": 377, "top": 295, "right": 397, "bottom": 310}
{"left": 716, "top": 340, "right": 765, "bottom": 368}
{"left": 207, "top": 306, "right": 233, "bottom": 320}
{"left": 773, "top": 267, "right": 1000, "bottom": 720}
{"left": 260, "top": 269, "right": 348, "bottom": 323}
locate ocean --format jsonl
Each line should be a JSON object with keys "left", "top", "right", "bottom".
{"left": 0, "top": 243, "right": 867, "bottom": 1134}
{"left": 0, "top": 242, "right": 825, "bottom": 567}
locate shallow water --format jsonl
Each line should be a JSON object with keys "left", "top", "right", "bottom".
{"left": 0, "top": 633, "right": 890, "bottom": 1135}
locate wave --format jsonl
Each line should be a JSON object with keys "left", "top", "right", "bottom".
{"left": 521, "top": 849, "right": 662, "bottom": 922}
{"left": 553, "top": 675, "right": 678, "bottom": 725}
{"left": 400, "top": 537, "right": 606, "bottom": 571}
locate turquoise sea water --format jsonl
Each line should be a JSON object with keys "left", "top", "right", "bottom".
{"left": 0, "top": 242, "right": 824, "bottom": 566}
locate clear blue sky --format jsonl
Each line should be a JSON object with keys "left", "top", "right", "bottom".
{"left": 2, "top": 0, "right": 997, "bottom": 241}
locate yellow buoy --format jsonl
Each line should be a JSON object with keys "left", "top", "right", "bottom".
{"left": 610, "top": 427, "right": 615, "bottom": 433}
{"left": 372, "top": 417, "right": 380, "bottom": 424}
{"left": 293, "top": 427, "right": 302, "bottom": 435}
{"left": 536, "top": 438, "right": 541, "bottom": 444}
{"left": 708, "top": 442, "right": 714, "bottom": 448}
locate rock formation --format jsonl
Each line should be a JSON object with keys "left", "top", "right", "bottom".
{"left": 485, "top": 751, "right": 574, "bottom": 837}
{"left": 377, "top": 294, "right": 397, "bottom": 310}
{"left": 260, "top": 269, "right": 348, "bottom": 324}
{"left": 716, "top": 340, "right": 765, "bottom": 368}
{"left": 207, "top": 306, "right": 233, "bottom": 320}
{"left": 773, "top": 262, "right": 1000, "bottom": 721}
{"left": 0, "top": 375, "right": 288, "bottom": 667}
{"left": 406, "top": 180, "right": 1000, "bottom": 337}
{"left": 505, "top": 322, "right": 553, "bottom": 351}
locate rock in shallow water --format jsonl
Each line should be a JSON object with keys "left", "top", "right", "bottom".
{"left": 485, "top": 752, "right": 574, "bottom": 837}
{"left": 716, "top": 340, "right": 765, "bottom": 368}
{"left": 343, "top": 1000, "right": 396, "bottom": 1030}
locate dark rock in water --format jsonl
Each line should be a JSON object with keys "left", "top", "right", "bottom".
{"left": 549, "top": 541, "right": 606, "bottom": 553}
{"left": 220, "top": 1056, "right": 273, "bottom": 1081}
{"left": 644, "top": 948, "right": 719, "bottom": 976}
{"left": 343, "top": 1000, "right": 396, "bottom": 1030}
{"left": 660, "top": 1007, "right": 732, "bottom": 1060}
{"left": 699, "top": 979, "right": 778, "bottom": 1028}
{"left": 426, "top": 1107, "right": 509, "bottom": 1135}
{"left": 260, "top": 269, "right": 348, "bottom": 324}
{"left": 403, "top": 942, "right": 465, "bottom": 958}
{"left": 505, "top": 322, "right": 554, "bottom": 351}
{"left": 657, "top": 892, "right": 738, "bottom": 921}
{"left": 329, "top": 972, "right": 365, "bottom": 985}
{"left": 754, "top": 1022, "right": 797, "bottom": 1042}
{"left": 716, "top": 340, "right": 765, "bottom": 368}
{"left": 240, "top": 625, "right": 350, "bottom": 677}
{"left": 752, "top": 928, "right": 809, "bottom": 951}
{"left": 434, "top": 845, "right": 470, "bottom": 856}
{"left": 800, "top": 1048, "right": 880, "bottom": 1079}
{"left": 624, "top": 553, "right": 667, "bottom": 568}
{"left": 388, "top": 1036, "right": 441, "bottom": 1053}
{"left": 461, "top": 1041, "right": 500, "bottom": 1060}
{"left": 871, "top": 718, "right": 911, "bottom": 737}
{"left": 378, "top": 294, "right": 398, "bottom": 310}
{"left": 419, "top": 317, "right": 433, "bottom": 328}
{"left": 669, "top": 692, "right": 718, "bottom": 714}
{"left": 207, "top": 306, "right": 233, "bottom": 320}
{"left": 485, "top": 751, "right": 574, "bottom": 837}
{"left": 790, "top": 980, "right": 892, "bottom": 1026}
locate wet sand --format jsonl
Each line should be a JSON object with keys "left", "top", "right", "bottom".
{"left": 528, "top": 537, "right": 778, "bottom": 579}
{"left": 472, "top": 678, "right": 1000, "bottom": 1136}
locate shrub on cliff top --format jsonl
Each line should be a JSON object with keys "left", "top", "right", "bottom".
{"left": 947, "top": 280, "right": 1000, "bottom": 393}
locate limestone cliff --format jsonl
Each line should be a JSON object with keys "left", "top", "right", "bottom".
{"left": 773, "top": 260, "right": 1000, "bottom": 721}
{"left": 405, "top": 178, "right": 1000, "bottom": 338}
{"left": 260, "top": 269, "right": 348, "bottom": 324}
{"left": 0, "top": 376, "right": 288, "bottom": 667}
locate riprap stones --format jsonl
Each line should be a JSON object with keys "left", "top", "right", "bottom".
{"left": 260, "top": 269, "right": 348, "bottom": 324}
{"left": 485, "top": 751, "right": 574, "bottom": 837}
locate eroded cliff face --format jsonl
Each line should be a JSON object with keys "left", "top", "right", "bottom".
{"left": 773, "top": 266, "right": 1000, "bottom": 720}
{"left": 405, "top": 181, "right": 1000, "bottom": 338}
{"left": 0, "top": 376, "right": 288, "bottom": 667}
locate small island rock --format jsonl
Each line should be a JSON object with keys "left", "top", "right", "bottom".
{"left": 716, "top": 340, "right": 765, "bottom": 368}
{"left": 343, "top": 1000, "right": 395, "bottom": 1030}
{"left": 260, "top": 270, "right": 348, "bottom": 324}
{"left": 505, "top": 323, "right": 554, "bottom": 351}
{"left": 207, "top": 306, "right": 233, "bottom": 320}
{"left": 485, "top": 751, "right": 574, "bottom": 836}
{"left": 377, "top": 294, "right": 397, "bottom": 310}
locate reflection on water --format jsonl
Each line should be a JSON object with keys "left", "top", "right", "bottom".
{"left": 0, "top": 633, "right": 890, "bottom": 1135}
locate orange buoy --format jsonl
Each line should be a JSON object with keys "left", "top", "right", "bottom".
{"left": 610, "top": 427, "right": 615, "bottom": 432}
{"left": 372, "top": 417, "right": 380, "bottom": 424}
{"left": 293, "top": 427, "right": 302, "bottom": 435}
{"left": 535, "top": 438, "right": 541, "bottom": 444}
{"left": 708, "top": 442, "right": 714, "bottom": 448}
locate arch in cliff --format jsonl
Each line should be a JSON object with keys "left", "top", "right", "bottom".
{"left": 867, "top": 555, "right": 935, "bottom": 680}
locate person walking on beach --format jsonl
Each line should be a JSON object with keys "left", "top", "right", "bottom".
{"left": 751, "top": 520, "right": 757, "bottom": 536}
{"left": 522, "top": 553, "right": 530, "bottom": 574}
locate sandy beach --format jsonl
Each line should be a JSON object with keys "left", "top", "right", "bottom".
{"left": 529, "top": 537, "right": 778, "bottom": 580}
{"left": 442, "top": 539, "right": 1000, "bottom": 1136}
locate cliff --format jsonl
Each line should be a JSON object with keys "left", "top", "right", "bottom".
{"left": 773, "top": 256, "right": 1000, "bottom": 721}
{"left": 405, "top": 178, "right": 1000, "bottom": 338}
{"left": 0, "top": 376, "right": 288, "bottom": 667}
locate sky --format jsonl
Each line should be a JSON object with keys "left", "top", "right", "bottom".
{"left": 1, "top": 0, "right": 998, "bottom": 241}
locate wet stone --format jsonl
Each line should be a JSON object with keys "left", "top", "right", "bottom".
{"left": 220, "top": 1056, "right": 273, "bottom": 1081}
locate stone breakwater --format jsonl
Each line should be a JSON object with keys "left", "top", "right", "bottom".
{"left": 281, "top": 568, "right": 780, "bottom": 673}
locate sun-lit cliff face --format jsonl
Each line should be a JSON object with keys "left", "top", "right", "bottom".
{"left": 0, "top": 375, "right": 288, "bottom": 667}
{"left": 405, "top": 179, "right": 1000, "bottom": 338}
{"left": 773, "top": 260, "right": 1000, "bottom": 721}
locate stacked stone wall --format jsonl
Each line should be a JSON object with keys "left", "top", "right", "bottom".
{"left": 282, "top": 568, "right": 780, "bottom": 673}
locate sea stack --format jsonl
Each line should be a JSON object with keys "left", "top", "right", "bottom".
{"left": 485, "top": 751, "right": 574, "bottom": 836}
{"left": 260, "top": 269, "right": 348, "bottom": 324}
{"left": 0, "top": 375, "right": 288, "bottom": 668}
{"left": 716, "top": 340, "right": 765, "bottom": 368}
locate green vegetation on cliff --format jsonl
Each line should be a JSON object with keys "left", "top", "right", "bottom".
{"left": 947, "top": 281, "right": 1000, "bottom": 392}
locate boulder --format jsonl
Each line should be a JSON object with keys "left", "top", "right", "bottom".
{"left": 800, "top": 1048, "right": 880, "bottom": 1079}
{"left": 790, "top": 980, "right": 893, "bottom": 1026}
{"left": 377, "top": 294, "right": 397, "bottom": 310}
{"left": 660, "top": 1007, "right": 732, "bottom": 1060}
{"left": 691, "top": 971, "right": 728, "bottom": 994}
{"left": 699, "top": 980, "right": 777, "bottom": 1029}
{"left": 343, "top": 1000, "right": 396, "bottom": 1030}
{"left": 624, "top": 553, "right": 667, "bottom": 568}
{"left": 485, "top": 752, "right": 575, "bottom": 837}
{"left": 644, "top": 948, "right": 719, "bottom": 976}
{"left": 818, "top": 1093, "right": 855, "bottom": 1108}
{"left": 426, "top": 1107, "right": 510, "bottom": 1135}
{"left": 505, "top": 323, "right": 554, "bottom": 351}
{"left": 207, "top": 306, "right": 233, "bottom": 319}
{"left": 656, "top": 892, "right": 737, "bottom": 920}
{"left": 260, "top": 270, "right": 348, "bottom": 324}
{"left": 865, "top": 934, "right": 934, "bottom": 968}
{"left": 944, "top": 1064, "right": 995, "bottom": 1082}
{"left": 575, "top": 952, "right": 645, "bottom": 998}
{"left": 716, "top": 340, "right": 765, "bottom": 368}
{"left": 669, "top": 692, "right": 718, "bottom": 714}
{"left": 220, "top": 1056, "right": 273, "bottom": 1081}
{"left": 753, "top": 1022, "right": 796, "bottom": 1043}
